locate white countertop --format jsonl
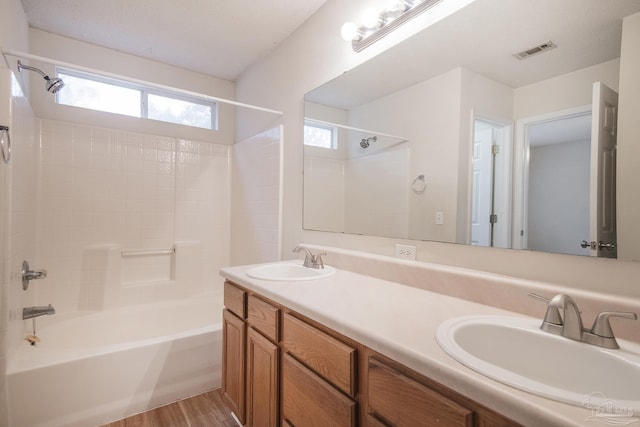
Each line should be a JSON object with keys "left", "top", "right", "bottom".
{"left": 220, "top": 261, "right": 611, "bottom": 427}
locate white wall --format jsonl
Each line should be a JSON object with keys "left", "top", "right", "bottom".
{"left": 0, "top": 0, "right": 30, "bottom": 423}
{"left": 349, "top": 68, "right": 461, "bottom": 242}
{"left": 528, "top": 140, "right": 590, "bottom": 256}
{"left": 513, "top": 59, "right": 620, "bottom": 119}
{"left": 236, "top": 0, "right": 640, "bottom": 297}
{"left": 344, "top": 146, "right": 409, "bottom": 238}
{"left": 617, "top": 12, "right": 640, "bottom": 261}
{"left": 1, "top": 70, "right": 38, "bottom": 427}
{"left": 231, "top": 126, "right": 282, "bottom": 265}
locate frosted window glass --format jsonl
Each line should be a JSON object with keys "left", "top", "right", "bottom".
{"left": 304, "top": 124, "right": 336, "bottom": 149}
{"left": 148, "top": 93, "right": 213, "bottom": 129}
{"left": 57, "top": 73, "right": 141, "bottom": 117}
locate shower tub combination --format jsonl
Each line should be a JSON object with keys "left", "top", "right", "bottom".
{"left": 7, "top": 295, "right": 222, "bottom": 427}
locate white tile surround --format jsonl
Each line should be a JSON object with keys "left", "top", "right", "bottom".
{"left": 231, "top": 126, "right": 282, "bottom": 265}
{"left": 35, "top": 118, "right": 232, "bottom": 311}
{"left": 301, "top": 244, "right": 640, "bottom": 344}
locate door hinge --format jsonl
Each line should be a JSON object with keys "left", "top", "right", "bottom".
{"left": 490, "top": 214, "right": 498, "bottom": 224}
{"left": 491, "top": 145, "right": 500, "bottom": 155}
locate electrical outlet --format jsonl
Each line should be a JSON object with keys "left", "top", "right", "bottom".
{"left": 395, "top": 244, "right": 416, "bottom": 260}
{"left": 435, "top": 211, "right": 444, "bottom": 225}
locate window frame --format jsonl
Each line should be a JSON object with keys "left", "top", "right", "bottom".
{"left": 56, "top": 67, "right": 218, "bottom": 130}
{"left": 303, "top": 120, "right": 338, "bottom": 150}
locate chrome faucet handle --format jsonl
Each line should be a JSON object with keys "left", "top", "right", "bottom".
{"left": 591, "top": 311, "right": 637, "bottom": 338}
{"left": 22, "top": 260, "right": 48, "bottom": 291}
{"left": 312, "top": 253, "right": 326, "bottom": 269}
{"left": 292, "top": 246, "right": 314, "bottom": 268}
{"left": 528, "top": 293, "right": 562, "bottom": 325}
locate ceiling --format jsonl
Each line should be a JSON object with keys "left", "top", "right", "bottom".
{"left": 20, "top": 0, "right": 327, "bottom": 81}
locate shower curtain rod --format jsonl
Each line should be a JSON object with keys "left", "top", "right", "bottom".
{"left": 305, "top": 118, "right": 408, "bottom": 142}
{"left": 1, "top": 48, "right": 284, "bottom": 116}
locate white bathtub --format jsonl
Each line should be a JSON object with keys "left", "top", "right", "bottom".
{"left": 7, "top": 295, "right": 222, "bottom": 427}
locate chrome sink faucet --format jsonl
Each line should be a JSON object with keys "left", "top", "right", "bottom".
{"left": 292, "top": 246, "right": 326, "bottom": 269}
{"left": 530, "top": 293, "right": 637, "bottom": 349}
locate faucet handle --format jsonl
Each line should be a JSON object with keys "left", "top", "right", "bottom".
{"left": 528, "top": 293, "right": 563, "bottom": 325}
{"left": 312, "top": 253, "right": 326, "bottom": 269}
{"left": 591, "top": 311, "right": 637, "bottom": 338}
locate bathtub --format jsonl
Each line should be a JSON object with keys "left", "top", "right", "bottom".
{"left": 7, "top": 295, "right": 222, "bottom": 427}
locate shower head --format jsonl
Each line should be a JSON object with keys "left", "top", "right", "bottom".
{"left": 359, "top": 136, "right": 377, "bottom": 149}
{"left": 17, "top": 60, "right": 65, "bottom": 94}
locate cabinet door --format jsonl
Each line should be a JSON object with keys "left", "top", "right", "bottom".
{"left": 246, "top": 327, "right": 279, "bottom": 427}
{"left": 282, "top": 354, "right": 356, "bottom": 427}
{"left": 367, "top": 358, "right": 473, "bottom": 427}
{"left": 222, "top": 309, "right": 246, "bottom": 424}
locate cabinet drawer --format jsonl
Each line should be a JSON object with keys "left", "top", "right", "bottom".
{"left": 282, "top": 354, "right": 356, "bottom": 427}
{"left": 224, "top": 282, "right": 246, "bottom": 319}
{"left": 367, "top": 358, "right": 473, "bottom": 427}
{"left": 282, "top": 313, "right": 356, "bottom": 396}
{"left": 248, "top": 295, "right": 280, "bottom": 342}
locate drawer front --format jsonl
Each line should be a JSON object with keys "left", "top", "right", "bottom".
{"left": 224, "top": 282, "right": 246, "bottom": 319}
{"left": 367, "top": 358, "right": 473, "bottom": 427}
{"left": 247, "top": 295, "right": 280, "bottom": 342}
{"left": 282, "top": 354, "right": 356, "bottom": 427}
{"left": 282, "top": 313, "right": 356, "bottom": 396}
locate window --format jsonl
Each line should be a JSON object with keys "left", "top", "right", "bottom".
{"left": 304, "top": 121, "right": 337, "bottom": 149}
{"left": 56, "top": 68, "right": 217, "bottom": 130}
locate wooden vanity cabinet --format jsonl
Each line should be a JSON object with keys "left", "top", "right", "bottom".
{"left": 222, "top": 308, "right": 246, "bottom": 423}
{"left": 246, "top": 326, "right": 279, "bottom": 427}
{"left": 222, "top": 280, "right": 522, "bottom": 427}
{"left": 362, "top": 352, "right": 522, "bottom": 427}
{"left": 281, "top": 313, "right": 358, "bottom": 427}
{"left": 245, "top": 294, "right": 280, "bottom": 427}
{"left": 366, "top": 357, "right": 473, "bottom": 427}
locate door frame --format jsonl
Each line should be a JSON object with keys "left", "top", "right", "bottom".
{"left": 512, "top": 104, "right": 592, "bottom": 250}
{"left": 469, "top": 113, "right": 513, "bottom": 248}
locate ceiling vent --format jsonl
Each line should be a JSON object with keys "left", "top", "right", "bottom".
{"left": 513, "top": 41, "right": 557, "bottom": 60}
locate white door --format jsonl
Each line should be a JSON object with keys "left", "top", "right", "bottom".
{"left": 471, "top": 124, "right": 492, "bottom": 246}
{"left": 589, "top": 82, "right": 618, "bottom": 258}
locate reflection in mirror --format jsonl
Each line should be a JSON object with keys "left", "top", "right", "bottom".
{"left": 303, "top": 0, "right": 640, "bottom": 260}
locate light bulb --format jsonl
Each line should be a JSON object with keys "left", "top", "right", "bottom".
{"left": 340, "top": 22, "right": 359, "bottom": 41}
{"left": 361, "top": 8, "right": 380, "bottom": 29}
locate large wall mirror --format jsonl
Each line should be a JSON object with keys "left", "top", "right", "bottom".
{"left": 303, "top": 0, "right": 640, "bottom": 260}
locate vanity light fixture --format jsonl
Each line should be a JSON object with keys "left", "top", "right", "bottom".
{"left": 341, "top": 0, "right": 443, "bottom": 52}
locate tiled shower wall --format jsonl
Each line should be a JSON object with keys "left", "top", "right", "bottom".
{"left": 231, "top": 126, "right": 282, "bottom": 265}
{"left": 34, "top": 119, "right": 231, "bottom": 314}
{"left": 3, "top": 71, "right": 39, "bottom": 397}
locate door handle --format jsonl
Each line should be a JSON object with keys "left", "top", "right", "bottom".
{"left": 580, "top": 240, "right": 596, "bottom": 249}
{"left": 580, "top": 240, "right": 615, "bottom": 250}
{"left": 598, "top": 241, "right": 615, "bottom": 250}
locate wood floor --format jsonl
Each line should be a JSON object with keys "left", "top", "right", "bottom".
{"left": 100, "top": 389, "right": 238, "bottom": 427}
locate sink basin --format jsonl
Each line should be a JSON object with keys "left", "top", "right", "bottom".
{"left": 436, "top": 315, "right": 640, "bottom": 414}
{"left": 246, "top": 262, "right": 336, "bottom": 281}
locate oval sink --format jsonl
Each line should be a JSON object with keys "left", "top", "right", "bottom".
{"left": 436, "top": 315, "right": 640, "bottom": 414}
{"left": 246, "top": 262, "right": 336, "bottom": 281}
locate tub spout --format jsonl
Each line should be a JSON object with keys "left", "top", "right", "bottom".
{"left": 23, "top": 304, "right": 55, "bottom": 320}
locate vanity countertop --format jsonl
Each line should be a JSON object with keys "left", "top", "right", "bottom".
{"left": 220, "top": 260, "right": 626, "bottom": 427}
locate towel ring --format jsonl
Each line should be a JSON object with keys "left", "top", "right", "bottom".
{"left": 0, "top": 125, "right": 11, "bottom": 164}
{"left": 412, "top": 174, "right": 426, "bottom": 194}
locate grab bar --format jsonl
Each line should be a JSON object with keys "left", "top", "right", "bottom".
{"left": 1, "top": 125, "right": 11, "bottom": 164}
{"left": 121, "top": 246, "right": 175, "bottom": 257}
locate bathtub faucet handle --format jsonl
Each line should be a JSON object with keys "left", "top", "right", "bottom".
{"left": 22, "top": 260, "right": 47, "bottom": 290}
